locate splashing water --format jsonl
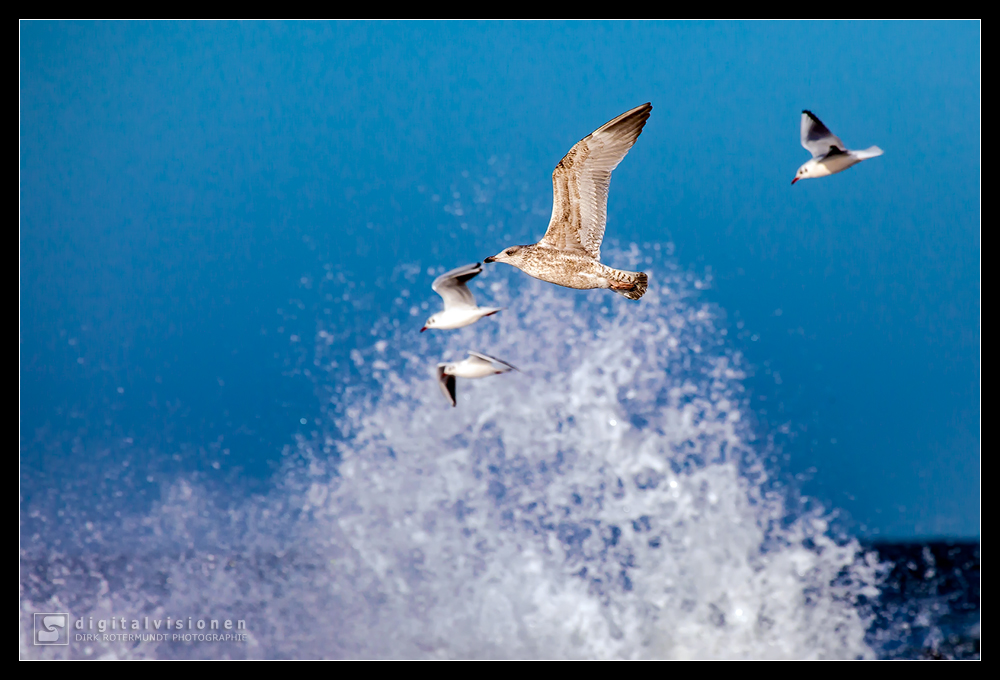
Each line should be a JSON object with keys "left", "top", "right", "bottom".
{"left": 20, "top": 251, "right": 881, "bottom": 659}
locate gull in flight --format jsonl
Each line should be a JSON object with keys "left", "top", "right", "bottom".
{"left": 421, "top": 262, "right": 502, "bottom": 332}
{"left": 484, "top": 103, "right": 651, "bottom": 300}
{"left": 792, "top": 110, "right": 883, "bottom": 184}
{"left": 437, "top": 351, "right": 518, "bottom": 408}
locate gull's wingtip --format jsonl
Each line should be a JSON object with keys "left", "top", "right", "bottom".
{"left": 436, "top": 366, "right": 457, "bottom": 407}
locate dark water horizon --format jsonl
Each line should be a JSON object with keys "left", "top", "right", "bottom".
{"left": 863, "top": 540, "right": 979, "bottom": 660}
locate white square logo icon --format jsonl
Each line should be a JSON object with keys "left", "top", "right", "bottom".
{"left": 33, "top": 613, "right": 70, "bottom": 645}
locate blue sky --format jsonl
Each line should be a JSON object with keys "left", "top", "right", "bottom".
{"left": 20, "top": 21, "right": 979, "bottom": 538}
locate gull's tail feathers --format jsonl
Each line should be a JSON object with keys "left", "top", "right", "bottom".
{"left": 855, "top": 146, "right": 884, "bottom": 160}
{"left": 608, "top": 269, "right": 648, "bottom": 301}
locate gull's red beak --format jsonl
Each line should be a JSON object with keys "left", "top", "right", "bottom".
{"left": 791, "top": 177, "right": 799, "bottom": 185}
{"left": 420, "top": 326, "right": 427, "bottom": 333}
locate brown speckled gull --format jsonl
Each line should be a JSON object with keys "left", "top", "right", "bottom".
{"left": 485, "top": 103, "right": 651, "bottom": 300}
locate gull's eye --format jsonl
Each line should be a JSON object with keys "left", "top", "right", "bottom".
{"left": 506, "top": 248, "right": 516, "bottom": 256}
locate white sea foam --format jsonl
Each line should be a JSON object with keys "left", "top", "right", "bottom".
{"left": 21, "top": 255, "right": 880, "bottom": 659}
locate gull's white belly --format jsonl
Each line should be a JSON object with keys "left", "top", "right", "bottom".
{"left": 434, "top": 308, "right": 488, "bottom": 329}
{"left": 448, "top": 361, "right": 500, "bottom": 379}
{"left": 818, "top": 154, "right": 861, "bottom": 176}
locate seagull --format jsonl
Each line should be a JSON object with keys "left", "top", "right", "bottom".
{"left": 792, "top": 110, "right": 883, "bottom": 184}
{"left": 421, "top": 262, "right": 502, "bottom": 332}
{"left": 484, "top": 103, "right": 651, "bottom": 300}
{"left": 436, "top": 351, "right": 518, "bottom": 408}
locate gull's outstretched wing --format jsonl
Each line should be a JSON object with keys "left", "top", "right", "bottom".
{"left": 801, "top": 110, "right": 847, "bottom": 159}
{"left": 540, "top": 103, "right": 652, "bottom": 261}
{"left": 431, "top": 262, "right": 482, "bottom": 310}
{"left": 436, "top": 364, "right": 457, "bottom": 407}
{"left": 467, "top": 351, "right": 518, "bottom": 373}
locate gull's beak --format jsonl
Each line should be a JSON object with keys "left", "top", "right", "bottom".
{"left": 420, "top": 326, "right": 427, "bottom": 333}
{"left": 484, "top": 256, "right": 496, "bottom": 263}
{"left": 791, "top": 177, "right": 799, "bottom": 185}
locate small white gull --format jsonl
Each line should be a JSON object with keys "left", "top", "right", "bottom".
{"left": 437, "top": 351, "right": 517, "bottom": 408}
{"left": 421, "top": 262, "right": 501, "bottom": 332}
{"left": 792, "top": 110, "right": 883, "bottom": 184}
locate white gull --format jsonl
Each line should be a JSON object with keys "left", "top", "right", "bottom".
{"left": 421, "top": 262, "right": 501, "bottom": 332}
{"left": 437, "top": 351, "right": 517, "bottom": 408}
{"left": 792, "top": 110, "right": 883, "bottom": 184}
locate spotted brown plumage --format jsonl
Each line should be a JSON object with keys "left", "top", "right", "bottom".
{"left": 485, "top": 103, "right": 652, "bottom": 300}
